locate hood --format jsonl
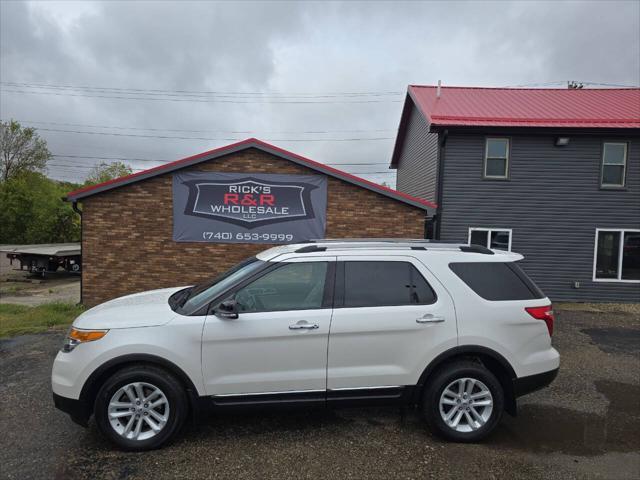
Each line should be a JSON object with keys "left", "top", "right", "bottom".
{"left": 73, "top": 286, "right": 188, "bottom": 330}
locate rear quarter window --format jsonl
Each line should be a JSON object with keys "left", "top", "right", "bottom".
{"left": 449, "top": 262, "right": 544, "bottom": 301}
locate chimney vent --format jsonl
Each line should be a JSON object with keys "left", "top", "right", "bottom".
{"left": 436, "top": 80, "right": 442, "bottom": 98}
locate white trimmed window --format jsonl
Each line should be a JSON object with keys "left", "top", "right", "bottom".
{"left": 593, "top": 229, "right": 640, "bottom": 282}
{"left": 601, "top": 142, "right": 627, "bottom": 187}
{"left": 484, "top": 138, "right": 509, "bottom": 179}
{"left": 469, "top": 228, "right": 512, "bottom": 251}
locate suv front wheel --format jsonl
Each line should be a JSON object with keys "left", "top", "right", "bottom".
{"left": 423, "top": 361, "right": 504, "bottom": 442}
{"left": 94, "top": 365, "right": 188, "bottom": 450}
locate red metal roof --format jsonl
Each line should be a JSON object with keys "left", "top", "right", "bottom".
{"left": 408, "top": 85, "right": 640, "bottom": 128}
{"left": 65, "top": 138, "right": 437, "bottom": 211}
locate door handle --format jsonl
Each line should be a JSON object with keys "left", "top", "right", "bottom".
{"left": 289, "top": 322, "right": 319, "bottom": 330}
{"left": 416, "top": 314, "right": 445, "bottom": 324}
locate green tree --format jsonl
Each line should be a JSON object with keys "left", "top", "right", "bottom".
{"left": 0, "top": 171, "right": 80, "bottom": 244}
{"left": 85, "top": 161, "right": 133, "bottom": 185}
{"left": 0, "top": 120, "right": 51, "bottom": 182}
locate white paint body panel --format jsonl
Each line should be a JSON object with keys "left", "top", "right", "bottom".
{"left": 201, "top": 256, "right": 334, "bottom": 395}
{"left": 52, "top": 242, "right": 559, "bottom": 403}
{"left": 328, "top": 255, "right": 458, "bottom": 389}
{"left": 202, "top": 308, "right": 331, "bottom": 395}
{"left": 52, "top": 316, "right": 206, "bottom": 399}
{"left": 415, "top": 251, "right": 560, "bottom": 377}
{"left": 73, "top": 287, "right": 187, "bottom": 329}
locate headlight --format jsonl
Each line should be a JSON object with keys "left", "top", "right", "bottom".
{"left": 62, "top": 327, "right": 108, "bottom": 352}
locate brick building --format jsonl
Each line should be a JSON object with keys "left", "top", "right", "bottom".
{"left": 66, "top": 138, "right": 435, "bottom": 306}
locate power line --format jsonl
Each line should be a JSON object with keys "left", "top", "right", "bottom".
{"left": 47, "top": 167, "right": 395, "bottom": 181}
{"left": 578, "top": 81, "right": 640, "bottom": 88}
{"left": 1, "top": 88, "right": 402, "bottom": 104}
{"left": 51, "top": 154, "right": 393, "bottom": 166}
{"left": 48, "top": 163, "right": 144, "bottom": 171}
{"left": 1, "top": 81, "right": 403, "bottom": 97}
{"left": 6, "top": 118, "right": 396, "bottom": 135}
{"left": 27, "top": 126, "right": 395, "bottom": 142}
{"left": 504, "top": 80, "right": 639, "bottom": 88}
{"left": 48, "top": 162, "right": 395, "bottom": 175}
{"left": 504, "top": 81, "right": 567, "bottom": 88}
{"left": 47, "top": 158, "right": 395, "bottom": 173}
{"left": 2, "top": 84, "right": 401, "bottom": 100}
{"left": 52, "top": 154, "right": 173, "bottom": 163}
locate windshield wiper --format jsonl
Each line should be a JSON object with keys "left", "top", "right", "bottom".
{"left": 176, "top": 287, "right": 193, "bottom": 308}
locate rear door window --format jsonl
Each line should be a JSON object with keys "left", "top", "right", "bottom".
{"left": 449, "top": 262, "right": 544, "bottom": 301}
{"left": 342, "top": 261, "right": 436, "bottom": 307}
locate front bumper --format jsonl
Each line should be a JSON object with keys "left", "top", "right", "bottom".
{"left": 53, "top": 392, "right": 91, "bottom": 427}
{"left": 513, "top": 367, "right": 559, "bottom": 397}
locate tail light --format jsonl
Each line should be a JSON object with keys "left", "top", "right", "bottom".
{"left": 525, "top": 305, "right": 554, "bottom": 336}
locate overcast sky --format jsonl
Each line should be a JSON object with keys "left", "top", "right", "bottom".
{"left": 1, "top": 0, "right": 639, "bottom": 186}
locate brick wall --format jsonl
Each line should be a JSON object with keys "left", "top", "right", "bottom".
{"left": 81, "top": 148, "right": 425, "bottom": 306}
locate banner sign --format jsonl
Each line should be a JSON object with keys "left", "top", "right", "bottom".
{"left": 173, "top": 172, "right": 327, "bottom": 243}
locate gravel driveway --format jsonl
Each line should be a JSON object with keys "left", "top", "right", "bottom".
{"left": 1, "top": 254, "right": 80, "bottom": 306}
{"left": 0, "top": 308, "right": 638, "bottom": 480}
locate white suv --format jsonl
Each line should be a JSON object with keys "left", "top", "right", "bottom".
{"left": 52, "top": 240, "right": 559, "bottom": 450}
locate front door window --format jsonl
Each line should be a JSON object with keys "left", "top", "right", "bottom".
{"left": 235, "top": 262, "right": 328, "bottom": 312}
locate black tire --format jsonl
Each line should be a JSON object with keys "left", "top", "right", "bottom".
{"left": 422, "top": 361, "right": 504, "bottom": 442}
{"left": 94, "top": 365, "right": 188, "bottom": 451}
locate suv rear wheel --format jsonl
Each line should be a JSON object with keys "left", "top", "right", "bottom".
{"left": 94, "top": 365, "right": 188, "bottom": 450}
{"left": 422, "top": 361, "right": 504, "bottom": 442}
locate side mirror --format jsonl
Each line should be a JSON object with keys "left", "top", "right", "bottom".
{"left": 215, "top": 299, "right": 239, "bottom": 319}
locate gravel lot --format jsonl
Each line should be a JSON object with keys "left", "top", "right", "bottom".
{"left": 0, "top": 253, "right": 80, "bottom": 306}
{"left": 0, "top": 308, "right": 638, "bottom": 480}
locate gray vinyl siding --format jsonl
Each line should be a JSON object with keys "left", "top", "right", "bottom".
{"left": 395, "top": 104, "right": 439, "bottom": 203}
{"left": 439, "top": 133, "right": 640, "bottom": 302}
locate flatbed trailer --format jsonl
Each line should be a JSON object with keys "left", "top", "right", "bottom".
{"left": 1, "top": 243, "right": 81, "bottom": 276}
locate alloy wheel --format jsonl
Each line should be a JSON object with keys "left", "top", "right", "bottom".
{"left": 108, "top": 382, "right": 170, "bottom": 441}
{"left": 439, "top": 377, "right": 493, "bottom": 433}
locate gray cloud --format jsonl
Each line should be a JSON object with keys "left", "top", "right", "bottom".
{"left": 1, "top": 0, "right": 638, "bottom": 186}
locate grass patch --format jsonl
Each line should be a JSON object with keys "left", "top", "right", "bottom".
{"left": 0, "top": 302, "right": 84, "bottom": 338}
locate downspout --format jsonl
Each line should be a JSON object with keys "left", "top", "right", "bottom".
{"left": 71, "top": 200, "right": 82, "bottom": 216}
{"left": 71, "top": 200, "right": 83, "bottom": 306}
{"left": 435, "top": 129, "right": 448, "bottom": 240}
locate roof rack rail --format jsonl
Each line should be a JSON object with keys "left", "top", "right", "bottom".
{"left": 307, "top": 238, "right": 430, "bottom": 243}
{"left": 289, "top": 239, "right": 499, "bottom": 255}
{"left": 294, "top": 245, "right": 328, "bottom": 253}
{"left": 459, "top": 245, "right": 494, "bottom": 255}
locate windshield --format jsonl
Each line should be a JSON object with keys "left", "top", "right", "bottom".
{"left": 171, "top": 257, "right": 266, "bottom": 315}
